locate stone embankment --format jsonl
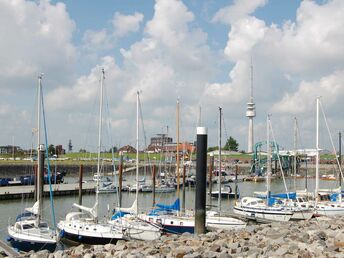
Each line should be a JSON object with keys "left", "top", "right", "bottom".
{"left": 20, "top": 216, "right": 344, "bottom": 258}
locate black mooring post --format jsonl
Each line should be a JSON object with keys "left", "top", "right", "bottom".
{"left": 195, "top": 127, "right": 207, "bottom": 235}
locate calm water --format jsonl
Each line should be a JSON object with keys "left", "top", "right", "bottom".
{"left": 0, "top": 173, "right": 340, "bottom": 241}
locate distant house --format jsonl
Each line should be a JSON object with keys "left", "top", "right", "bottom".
{"left": 118, "top": 145, "right": 137, "bottom": 153}
{"left": 0, "top": 145, "right": 21, "bottom": 154}
{"left": 55, "top": 145, "right": 66, "bottom": 156}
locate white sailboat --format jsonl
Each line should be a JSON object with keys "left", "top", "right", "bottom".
{"left": 234, "top": 115, "right": 293, "bottom": 223}
{"left": 109, "top": 91, "right": 162, "bottom": 241}
{"left": 7, "top": 75, "right": 57, "bottom": 252}
{"left": 313, "top": 97, "right": 344, "bottom": 216}
{"left": 57, "top": 69, "right": 124, "bottom": 245}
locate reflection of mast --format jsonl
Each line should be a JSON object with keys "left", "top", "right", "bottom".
{"left": 246, "top": 59, "right": 256, "bottom": 153}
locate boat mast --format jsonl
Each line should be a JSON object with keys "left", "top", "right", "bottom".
{"left": 95, "top": 68, "right": 105, "bottom": 221}
{"left": 315, "top": 97, "right": 320, "bottom": 201}
{"left": 294, "top": 117, "right": 297, "bottom": 191}
{"left": 37, "top": 74, "right": 43, "bottom": 224}
{"left": 136, "top": 91, "right": 139, "bottom": 214}
{"left": 266, "top": 115, "right": 271, "bottom": 206}
{"left": 176, "top": 99, "right": 180, "bottom": 200}
{"left": 218, "top": 107, "right": 222, "bottom": 213}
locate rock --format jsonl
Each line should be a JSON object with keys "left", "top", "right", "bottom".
{"left": 53, "top": 250, "right": 63, "bottom": 258}
{"left": 334, "top": 232, "right": 344, "bottom": 247}
{"left": 275, "top": 247, "right": 288, "bottom": 256}
{"left": 203, "top": 251, "right": 218, "bottom": 258}
{"left": 72, "top": 245, "right": 85, "bottom": 256}
{"left": 30, "top": 250, "right": 49, "bottom": 258}
{"left": 83, "top": 254, "right": 93, "bottom": 258}
{"left": 209, "top": 244, "right": 221, "bottom": 252}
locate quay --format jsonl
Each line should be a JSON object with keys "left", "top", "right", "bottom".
{"left": 0, "top": 182, "right": 96, "bottom": 200}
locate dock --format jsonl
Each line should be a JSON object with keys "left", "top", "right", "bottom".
{"left": 0, "top": 182, "right": 96, "bottom": 200}
{"left": 0, "top": 239, "right": 19, "bottom": 257}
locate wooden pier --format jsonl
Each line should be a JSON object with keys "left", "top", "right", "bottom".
{"left": 0, "top": 182, "right": 96, "bottom": 200}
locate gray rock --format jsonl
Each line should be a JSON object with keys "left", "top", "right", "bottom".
{"left": 209, "top": 244, "right": 221, "bottom": 252}
{"left": 83, "top": 254, "right": 93, "bottom": 258}
{"left": 203, "top": 251, "right": 218, "bottom": 258}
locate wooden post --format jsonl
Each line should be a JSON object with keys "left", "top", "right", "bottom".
{"left": 119, "top": 153, "right": 123, "bottom": 207}
{"left": 182, "top": 164, "right": 186, "bottom": 212}
{"left": 34, "top": 164, "right": 38, "bottom": 201}
{"left": 235, "top": 165, "right": 238, "bottom": 200}
{"left": 78, "top": 164, "right": 83, "bottom": 206}
{"left": 208, "top": 154, "right": 214, "bottom": 196}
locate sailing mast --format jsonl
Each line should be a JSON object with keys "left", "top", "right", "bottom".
{"left": 37, "top": 74, "right": 43, "bottom": 224}
{"left": 136, "top": 91, "right": 140, "bottom": 214}
{"left": 95, "top": 68, "right": 105, "bottom": 222}
{"left": 315, "top": 97, "right": 320, "bottom": 201}
{"left": 176, "top": 99, "right": 180, "bottom": 200}
{"left": 266, "top": 115, "right": 271, "bottom": 206}
{"left": 218, "top": 107, "right": 222, "bottom": 213}
{"left": 293, "top": 117, "right": 297, "bottom": 191}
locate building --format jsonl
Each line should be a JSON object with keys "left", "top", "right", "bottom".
{"left": 0, "top": 145, "right": 21, "bottom": 154}
{"left": 150, "top": 134, "right": 173, "bottom": 147}
{"left": 246, "top": 60, "right": 256, "bottom": 153}
{"left": 118, "top": 145, "right": 137, "bottom": 153}
{"left": 55, "top": 145, "right": 66, "bottom": 156}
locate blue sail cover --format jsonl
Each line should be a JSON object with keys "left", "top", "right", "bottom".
{"left": 156, "top": 198, "right": 180, "bottom": 211}
{"left": 149, "top": 198, "right": 180, "bottom": 215}
{"left": 272, "top": 192, "right": 297, "bottom": 200}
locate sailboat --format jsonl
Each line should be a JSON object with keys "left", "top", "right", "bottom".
{"left": 140, "top": 105, "right": 245, "bottom": 233}
{"left": 57, "top": 69, "right": 124, "bottom": 245}
{"left": 233, "top": 115, "right": 293, "bottom": 223}
{"left": 7, "top": 74, "right": 57, "bottom": 252}
{"left": 109, "top": 91, "right": 162, "bottom": 241}
{"left": 313, "top": 97, "right": 344, "bottom": 216}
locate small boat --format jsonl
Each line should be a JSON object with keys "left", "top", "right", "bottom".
{"left": 8, "top": 76, "right": 57, "bottom": 252}
{"left": 155, "top": 184, "right": 175, "bottom": 193}
{"left": 320, "top": 174, "right": 336, "bottom": 181}
{"left": 233, "top": 197, "right": 293, "bottom": 223}
{"left": 58, "top": 69, "right": 124, "bottom": 245}
{"left": 210, "top": 184, "right": 238, "bottom": 199}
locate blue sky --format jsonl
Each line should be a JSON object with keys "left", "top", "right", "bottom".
{"left": 1, "top": 0, "right": 344, "bottom": 153}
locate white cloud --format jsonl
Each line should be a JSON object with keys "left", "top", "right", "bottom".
{"left": 0, "top": 0, "right": 76, "bottom": 85}
{"left": 112, "top": 12, "right": 144, "bottom": 37}
{"left": 273, "top": 70, "right": 344, "bottom": 114}
{"left": 212, "top": 0, "right": 267, "bottom": 24}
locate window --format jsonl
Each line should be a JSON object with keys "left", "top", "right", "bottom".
{"left": 23, "top": 224, "right": 34, "bottom": 229}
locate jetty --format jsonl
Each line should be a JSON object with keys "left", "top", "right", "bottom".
{"left": 0, "top": 182, "right": 96, "bottom": 200}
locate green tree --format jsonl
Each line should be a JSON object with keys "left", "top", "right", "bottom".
{"left": 223, "top": 136, "right": 239, "bottom": 151}
{"left": 48, "top": 144, "right": 55, "bottom": 156}
{"left": 207, "top": 146, "right": 218, "bottom": 152}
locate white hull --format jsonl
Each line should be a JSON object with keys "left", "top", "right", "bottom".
{"left": 233, "top": 206, "right": 292, "bottom": 223}
{"left": 110, "top": 215, "right": 161, "bottom": 241}
{"left": 315, "top": 202, "right": 344, "bottom": 216}
{"left": 206, "top": 216, "right": 246, "bottom": 230}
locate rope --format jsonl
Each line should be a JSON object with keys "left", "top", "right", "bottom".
{"left": 40, "top": 84, "right": 57, "bottom": 230}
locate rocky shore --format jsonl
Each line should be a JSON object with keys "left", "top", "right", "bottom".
{"left": 18, "top": 216, "right": 344, "bottom": 258}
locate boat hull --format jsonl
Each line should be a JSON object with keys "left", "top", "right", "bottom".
{"left": 59, "top": 229, "right": 119, "bottom": 245}
{"left": 7, "top": 237, "right": 56, "bottom": 252}
{"left": 233, "top": 206, "right": 292, "bottom": 223}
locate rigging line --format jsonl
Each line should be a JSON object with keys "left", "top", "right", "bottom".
{"left": 138, "top": 94, "right": 152, "bottom": 174}
{"left": 40, "top": 82, "right": 57, "bottom": 230}
{"left": 104, "top": 80, "right": 120, "bottom": 209}
{"left": 319, "top": 100, "right": 344, "bottom": 186}
{"left": 268, "top": 117, "right": 290, "bottom": 199}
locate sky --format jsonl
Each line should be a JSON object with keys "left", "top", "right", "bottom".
{"left": 1, "top": 0, "right": 344, "bottom": 153}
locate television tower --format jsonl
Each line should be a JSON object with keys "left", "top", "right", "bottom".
{"left": 246, "top": 59, "right": 256, "bottom": 153}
